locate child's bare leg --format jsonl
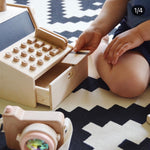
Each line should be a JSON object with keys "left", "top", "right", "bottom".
{"left": 92, "top": 36, "right": 150, "bottom": 98}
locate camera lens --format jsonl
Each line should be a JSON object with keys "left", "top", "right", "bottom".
{"left": 17, "top": 123, "right": 59, "bottom": 150}
{"left": 25, "top": 139, "right": 49, "bottom": 150}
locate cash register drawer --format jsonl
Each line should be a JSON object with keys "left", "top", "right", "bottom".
{"left": 35, "top": 57, "right": 88, "bottom": 109}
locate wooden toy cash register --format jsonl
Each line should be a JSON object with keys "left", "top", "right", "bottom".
{"left": 0, "top": 2, "right": 88, "bottom": 109}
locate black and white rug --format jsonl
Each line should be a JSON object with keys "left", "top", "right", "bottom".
{"left": 1, "top": 0, "right": 150, "bottom": 150}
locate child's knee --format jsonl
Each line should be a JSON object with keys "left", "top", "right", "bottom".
{"left": 109, "top": 74, "right": 148, "bottom": 98}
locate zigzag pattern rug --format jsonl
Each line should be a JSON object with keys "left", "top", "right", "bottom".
{"left": 1, "top": 0, "right": 150, "bottom": 150}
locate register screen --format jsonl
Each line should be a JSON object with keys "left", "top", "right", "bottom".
{"left": 0, "top": 11, "right": 35, "bottom": 51}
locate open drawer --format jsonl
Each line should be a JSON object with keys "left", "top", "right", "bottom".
{"left": 35, "top": 55, "right": 88, "bottom": 109}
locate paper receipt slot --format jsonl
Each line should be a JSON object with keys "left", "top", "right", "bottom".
{"left": 0, "top": 3, "right": 88, "bottom": 109}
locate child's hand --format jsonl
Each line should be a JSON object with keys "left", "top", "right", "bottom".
{"left": 104, "top": 28, "right": 144, "bottom": 65}
{"left": 73, "top": 27, "right": 102, "bottom": 54}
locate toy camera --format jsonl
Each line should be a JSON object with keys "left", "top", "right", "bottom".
{"left": 3, "top": 105, "right": 73, "bottom": 150}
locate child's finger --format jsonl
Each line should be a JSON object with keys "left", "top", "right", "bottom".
{"left": 73, "top": 37, "right": 85, "bottom": 52}
{"left": 112, "top": 43, "right": 130, "bottom": 64}
{"left": 117, "top": 43, "right": 130, "bottom": 56}
{"left": 104, "top": 38, "right": 116, "bottom": 58}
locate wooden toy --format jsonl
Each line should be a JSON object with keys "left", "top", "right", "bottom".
{"left": 0, "top": 3, "right": 88, "bottom": 109}
{"left": 3, "top": 105, "right": 73, "bottom": 150}
{"left": 147, "top": 114, "right": 150, "bottom": 124}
